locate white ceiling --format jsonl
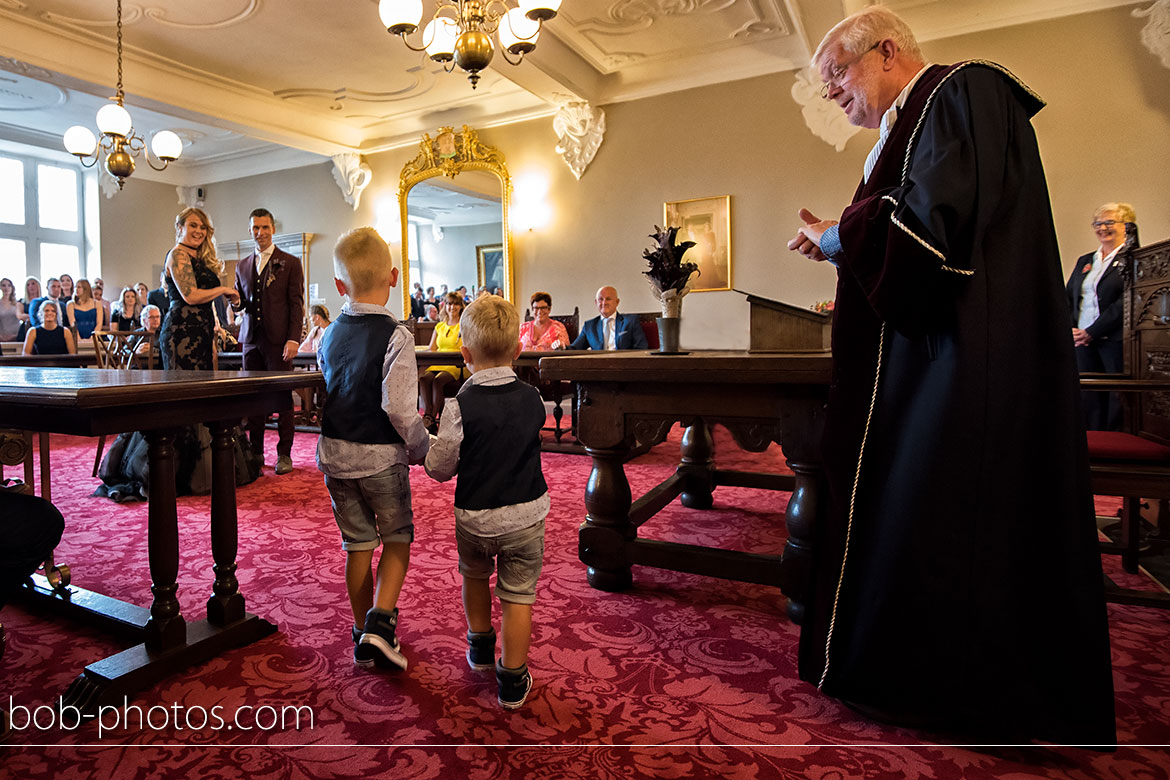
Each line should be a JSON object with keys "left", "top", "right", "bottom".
{"left": 0, "top": 0, "right": 1142, "bottom": 186}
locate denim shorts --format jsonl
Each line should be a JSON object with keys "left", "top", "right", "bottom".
{"left": 323, "top": 464, "right": 414, "bottom": 551}
{"left": 456, "top": 520, "right": 545, "bottom": 605}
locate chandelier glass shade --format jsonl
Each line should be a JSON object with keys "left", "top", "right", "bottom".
{"left": 62, "top": 0, "right": 182, "bottom": 189}
{"left": 379, "top": 0, "right": 562, "bottom": 88}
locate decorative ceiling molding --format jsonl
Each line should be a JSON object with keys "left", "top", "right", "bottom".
{"left": 1134, "top": 0, "right": 1170, "bottom": 69}
{"left": 274, "top": 72, "right": 433, "bottom": 116}
{"left": 0, "top": 73, "right": 66, "bottom": 111}
{"left": 598, "top": 0, "right": 738, "bottom": 30}
{"left": 0, "top": 56, "right": 56, "bottom": 81}
{"left": 790, "top": 66, "right": 862, "bottom": 152}
{"left": 553, "top": 102, "right": 605, "bottom": 180}
{"left": 558, "top": 0, "right": 791, "bottom": 76}
{"left": 41, "top": 6, "right": 144, "bottom": 27}
{"left": 144, "top": 0, "right": 260, "bottom": 30}
{"left": 331, "top": 152, "right": 373, "bottom": 211}
{"left": 98, "top": 166, "right": 121, "bottom": 199}
{"left": 41, "top": 1, "right": 260, "bottom": 30}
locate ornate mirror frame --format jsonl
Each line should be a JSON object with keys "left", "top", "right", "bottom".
{"left": 399, "top": 125, "right": 513, "bottom": 314}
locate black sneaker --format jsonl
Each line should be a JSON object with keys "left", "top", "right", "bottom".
{"left": 356, "top": 608, "right": 408, "bottom": 670}
{"left": 496, "top": 662, "right": 533, "bottom": 710}
{"left": 467, "top": 629, "right": 496, "bottom": 671}
{"left": 351, "top": 625, "right": 370, "bottom": 667}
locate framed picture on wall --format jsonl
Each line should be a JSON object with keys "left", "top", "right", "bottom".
{"left": 476, "top": 243, "right": 504, "bottom": 292}
{"left": 663, "top": 195, "right": 731, "bottom": 292}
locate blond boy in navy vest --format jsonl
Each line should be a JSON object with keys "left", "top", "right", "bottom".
{"left": 425, "top": 296, "right": 549, "bottom": 709}
{"left": 316, "top": 227, "right": 429, "bottom": 671}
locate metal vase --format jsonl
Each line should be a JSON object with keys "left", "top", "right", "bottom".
{"left": 656, "top": 316, "right": 680, "bottom": 353}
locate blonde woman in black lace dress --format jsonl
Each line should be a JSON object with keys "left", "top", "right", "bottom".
{"left": 161, "top": 208, "right": 239, "bottom": 369}
{"left": 96, "top": 207, "right": 256, "bottom": 502}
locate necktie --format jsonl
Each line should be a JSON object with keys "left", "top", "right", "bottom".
{"left": 605, "top": 317, "right": 615, "bottom": 350}
{"left": 863, "top": 103, "right": 898, "bottom": 183}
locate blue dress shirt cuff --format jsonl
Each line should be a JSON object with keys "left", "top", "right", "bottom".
{"left": 821, "top": 224, "right": 844, "bottom": 266}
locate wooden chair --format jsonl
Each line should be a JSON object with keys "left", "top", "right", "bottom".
{"left": 520, "top": 307, "right": 580, "bottom": 445}
{"left": 91, "top": 330, "right": 158, "bottom": 476}
{"left": 629, "top": 311, "right": 661, "bottom": 350}
{"left": 1082, "top": 235, "right": 1170, "bottom": 609}
{"left": 523, "top": 305, "right": 581, "bottom": 344}
{"left": 92, "top": 329, "right": 158, "bottom": 371}
{"left": 413, "top": 320, "right": 437, "bottom": 347}
{"left": 1, "top": 430, "right": 36, "bottom": 496}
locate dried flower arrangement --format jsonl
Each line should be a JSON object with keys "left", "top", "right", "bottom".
{"left": 643, "top": 225, "right": 699, "bottom": 318}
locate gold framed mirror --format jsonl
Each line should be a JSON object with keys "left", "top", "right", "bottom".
{"left": 399, "top": 125, "right": 513, "bottom": 315}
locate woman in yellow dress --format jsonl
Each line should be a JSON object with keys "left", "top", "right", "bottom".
{"left": 419, "top": 292, "right": 466, "bottom": 432}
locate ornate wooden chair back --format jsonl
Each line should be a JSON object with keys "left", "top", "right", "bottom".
{"left": 92, "top": 330, "right": 157, "bottom": 370}
{"left": 90, "top": 330, "right": 159, "bottom": 476}
{"left": 1084, "top": 236, "right": 1170, "bottom": 609}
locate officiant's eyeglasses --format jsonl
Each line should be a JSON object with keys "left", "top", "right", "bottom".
{"left": 819, "top": 42, "right": 881, "bottom": 99}
{"left": 1092, "top": 220, "right": 1122, "bottom": 229}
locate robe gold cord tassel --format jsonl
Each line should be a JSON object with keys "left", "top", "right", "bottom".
{"left": 818, "top": 321, "right": 886, "bottom": 690}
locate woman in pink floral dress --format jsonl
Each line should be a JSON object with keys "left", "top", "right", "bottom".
{"left": 519, "top": 291, "right": 569, "bottom": 351}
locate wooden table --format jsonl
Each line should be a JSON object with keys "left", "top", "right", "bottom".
{"left": 0, "top": 367, "right": 324, "bottom": 712}
{"left": 539, "top": 350, "right": 832, "bottom": 623}
{"left": 0, "top": 353, "right": 96, "bottom": 367}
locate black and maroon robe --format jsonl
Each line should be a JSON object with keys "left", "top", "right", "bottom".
{"left": 798, "top": 61, "right": 1116, "bottom": 745}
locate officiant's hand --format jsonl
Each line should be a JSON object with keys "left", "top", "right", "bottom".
{"left": 788, "top": 208, "right": 837, "bottom": 262}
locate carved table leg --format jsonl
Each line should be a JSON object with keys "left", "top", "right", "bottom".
{"left": 581, "top": 444, "right": 635, "bottom": 591}
{"left": 551, "top": 382, "right": 566, "bottom": 442}
{"left": 780, "top": 458, "right": 822, "bottom": 625}
{"left": 38, "top": 431, "right": 50, "bottom": 504}
{"left": 207, "top": 420, "right": 245, "bottom": 625}
{"left": 679, "top": 421, "right": 715, "bottom": 509}
{"left": 143, "top": 428, "right": 186, "bottom": 651}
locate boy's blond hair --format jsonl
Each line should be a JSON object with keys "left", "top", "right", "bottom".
{"left": 460, "top": 295, "right": 519, "bottom": 362}
{"left": 333, "top": 227, "right": 392, "bottom": 296}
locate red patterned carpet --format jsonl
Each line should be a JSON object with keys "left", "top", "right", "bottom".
{"left": 2, "top": 427, "right": 1170, "bottom": 778}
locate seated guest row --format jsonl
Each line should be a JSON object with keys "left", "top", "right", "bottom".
{"left": 21, "top": 302, "right": 163, "bottom": 356}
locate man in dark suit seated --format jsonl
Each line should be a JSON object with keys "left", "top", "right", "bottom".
{"left": 147, "top": 270, "right": 168, "bottom": 313}
{"left": 570, "top": 286, "right": 649, "bottom": 350}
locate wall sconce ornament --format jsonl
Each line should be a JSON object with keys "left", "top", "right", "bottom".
{"left": 331, "top": 152, "right": 374, "bottom": 210}
{"left": 553, "top": 101, "right": 605, "bottom": 180}
{"left": 1134, "top": 0, "right": 1170, "bottom": 69}
{"left": 790, "top": 66, "right": 862, "bottom": 152}
{"left": 176, "top": 185, "right": 205, "bottom": 209}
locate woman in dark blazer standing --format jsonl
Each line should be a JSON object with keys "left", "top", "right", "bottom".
{"left": 1066, "top": 202, "right": 1136, "bottom": 431}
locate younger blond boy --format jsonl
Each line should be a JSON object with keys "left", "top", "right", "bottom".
{"left": 316, "top": 227, "right": 428, "bottom": 669}
{"left": 425, "top": 296, "right": 548, "bottom": 709}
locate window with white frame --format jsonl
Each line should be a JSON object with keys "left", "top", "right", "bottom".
{"left": 0, "top": 149, "right": 93, "bottom": 296}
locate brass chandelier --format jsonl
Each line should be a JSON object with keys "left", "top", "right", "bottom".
{"left": 63, "top": 0, "right": 182, "bottom": 189}
{"left": 379, "top": 0, "right": 562, "bottom": 89}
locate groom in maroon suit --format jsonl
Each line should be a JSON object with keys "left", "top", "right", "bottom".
{"left": 233, "top": 208, "right": 305, "bottom": 475}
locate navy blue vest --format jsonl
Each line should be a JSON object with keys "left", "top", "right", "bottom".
{"left": 454, "top": 380, "right": 548, "bottom": 510}
{"left": 318, "top": 313, "right": 404, "bottom": 445}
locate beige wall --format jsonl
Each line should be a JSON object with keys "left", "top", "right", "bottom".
{"left": 922, "top": 6, "right": 1170, "bottom": 266}
{"left": 92, "top": 5, "right": 1170, "bottom": 347}
{"left": 97, "top": 177, "right": 182, "bottom": 296}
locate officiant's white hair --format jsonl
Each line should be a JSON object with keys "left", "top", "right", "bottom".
{"left": 813, "top": 6, "right": 923, "bottom": 68}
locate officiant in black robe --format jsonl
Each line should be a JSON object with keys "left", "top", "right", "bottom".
{"left": 787, "top": 7, "right": 1114, "bottom": 745}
